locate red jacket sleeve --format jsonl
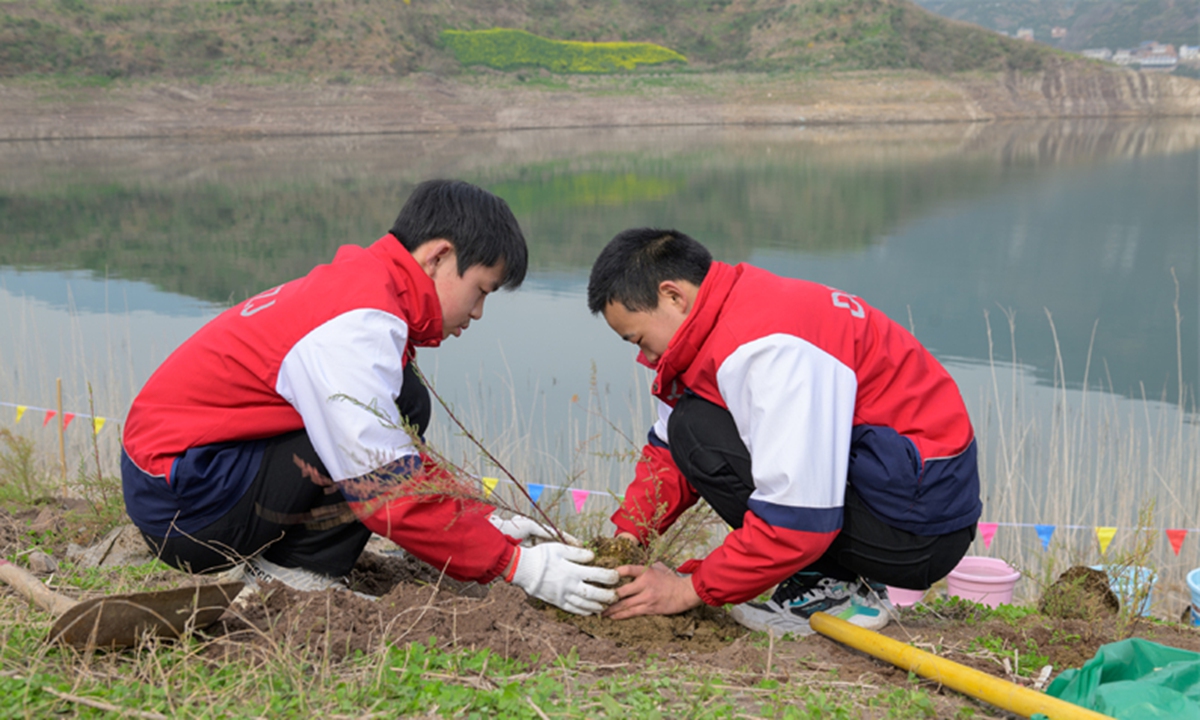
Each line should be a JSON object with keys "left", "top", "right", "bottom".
{"left": 346, "top": 456, "right": 516, "bottom": 584}
{"left": 680, "top": 511, "right": 838, "bottom": 606}
{"left": 610, "top": 443, "right": 700, "bottom": 544}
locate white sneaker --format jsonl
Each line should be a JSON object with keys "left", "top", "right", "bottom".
{"left": 847, "top": 578, "right": 894, "bottom": 631}
{"left": 729, "top": 572, "right": 891, "bottom": 636}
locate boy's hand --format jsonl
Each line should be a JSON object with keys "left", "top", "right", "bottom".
{"left": 601, "top": 563, "right": 703, "bottom": 619}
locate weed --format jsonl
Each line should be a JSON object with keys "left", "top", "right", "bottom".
{"left": 0, "top": 430, "right": 49, "bottom": 506}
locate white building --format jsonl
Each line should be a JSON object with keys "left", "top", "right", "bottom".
{"left": 1180, "top": 45, "right": 1200, "bottom": 61}
{"left": 1016, "top": 27, "right": 1034, "bottom": 41}
{"left": 1081, "top": 48, "right": 1113, "bottom": 61}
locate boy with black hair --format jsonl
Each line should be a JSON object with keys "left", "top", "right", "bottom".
{"left": 122, "top": 179, "right": 618, "bottom": 616}
{"left": 588, "top": 228, "right": 980, "bottom": 635}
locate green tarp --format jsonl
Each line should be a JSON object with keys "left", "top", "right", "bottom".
{"left": 1035, "top": 638, "right": 1200, "bottom": 719}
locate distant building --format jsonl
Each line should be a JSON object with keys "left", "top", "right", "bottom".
{"left": 1081, "top": 48, "right": 1113, "bottom": 61}
{"left": 1016, "top": 27, "right": 1035, "bottom": 41}
{"left": 1135, "top": 41, "right": 1178, "bottom": 70}
{"left": 1180, "top": 45, "right": 1200, "bottom": 61}
{"left": 1113, "top": 49, "right": 1135, "bottom": 65}
{"left": 1051, "top": 26, "right": 1068, "bottom": 39}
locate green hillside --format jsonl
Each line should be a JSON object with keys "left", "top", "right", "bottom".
{"left": 913, "top": 0, "right": 1200, "bottom": 51}
{"left": 0, "top": 0, "right": 1056, "bottom": 81}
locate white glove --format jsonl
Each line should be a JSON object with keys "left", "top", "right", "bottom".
{"left": 508, "top": 543, "right": 619, "bottom": 615}
{"left": 489, "top": 514, "right": 580, "bottom": 547}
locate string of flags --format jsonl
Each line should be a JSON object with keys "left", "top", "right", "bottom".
{"left": 8, "top": 399, "right": 1198, "bottom": 557}
{"left": 971, "top": 522, "right": 1199, "bottom": 556}
{"left": 477, "top": 477, "right": 1200, "bottom": 556}
{"left": 2, "top": 401, "right": 121, "bottom": 436}
{"left": 479, "top": 475, "right": 619, "bottom": 515}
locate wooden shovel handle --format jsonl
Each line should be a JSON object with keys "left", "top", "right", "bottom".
{"left": 0, "top": 558, "right": 78, "bottom": 618}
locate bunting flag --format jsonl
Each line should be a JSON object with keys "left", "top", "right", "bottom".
{"left": 2, "top": 401, "right": 121, "bottom": 432}
{"left": 528, "top": 483, "right": 544, "bottom": 504}
{"left": 480, "top": 476, "right": 499, "bottom": 498}
{"left": 1166, "top": 528, "right": 1188, "bottom": 556}
{"left": 1035, "top": 524, "right": 1055, "bottom": 550}
{"left": 978, "top": 522, "right": 998, "bottom": 549}
{"left": 571, "top": 488, "right": 589, "bottom": 514}
{"left": 1096, "top": 526, "right": 1117, "bottom": 554}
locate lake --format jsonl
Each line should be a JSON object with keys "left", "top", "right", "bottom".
{"left": 3, "top": 119, "right": 1199, "bottom": 607}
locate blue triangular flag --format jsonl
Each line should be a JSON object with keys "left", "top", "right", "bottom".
{"left": 528, "top": 484, "right": 544, "bottom": 504}
{"left": 1035, "top": 524, "right": 1055, "bottom": 550}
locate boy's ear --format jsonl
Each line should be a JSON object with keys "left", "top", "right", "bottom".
{"left": 657, "top": 280, "right": 693, "bottom": 314}
{"left": 412, "top": 239, "right": 455, "bottom": 277}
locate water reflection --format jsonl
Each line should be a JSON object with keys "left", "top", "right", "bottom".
{"left": 3, "top": 118, "right": 1198, "bottom": 608}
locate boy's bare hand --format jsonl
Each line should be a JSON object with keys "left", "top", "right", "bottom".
{"left": 601, "top": 562, "right": 703, "bottom": 619}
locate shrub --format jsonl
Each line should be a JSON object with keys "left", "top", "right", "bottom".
{"left": 441, "top": 28, "right": 686, "bottom": 74}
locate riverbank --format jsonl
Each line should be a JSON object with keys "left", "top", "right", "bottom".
{"left": 4, "top": 63, "right": 1200, "bottom": 141}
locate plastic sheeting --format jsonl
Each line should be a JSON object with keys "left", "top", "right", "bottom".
{"left": 1036, "top": 638, "right": 1200, "bottom": 719}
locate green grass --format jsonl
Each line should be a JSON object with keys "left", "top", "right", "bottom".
{"left": 442, "top": 28, "right": 687, "bottom": 74}
{"left": 0, "top": 0, "right": 1059, "bottom": 82}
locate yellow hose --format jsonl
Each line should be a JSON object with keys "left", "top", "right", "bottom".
{"left": 809, "top": 612, "right": 1114, "bottom": 720}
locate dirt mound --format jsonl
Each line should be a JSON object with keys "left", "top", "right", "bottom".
{"left": 210, "top": 548, "right": 760, "bottom": 668}
{"left": 1040, "top": 565, "right": 1120, "bottom": 620}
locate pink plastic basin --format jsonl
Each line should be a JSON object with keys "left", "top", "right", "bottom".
{"left": 886, "top": 586, "right": 928, "bottom": 607}
{"left": 946, "top": 556, "right": 1021, "bottom": 608}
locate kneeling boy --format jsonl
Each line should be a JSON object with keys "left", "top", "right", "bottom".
{"left": 588, "top": 228, "right": 980, "bottom": 635}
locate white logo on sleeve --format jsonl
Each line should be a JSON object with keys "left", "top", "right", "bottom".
{"left": 831, "top": 291, "right": 865, "bottom": 319}
{"left": 241, "top": 285, "right": 284, "bottom": 317}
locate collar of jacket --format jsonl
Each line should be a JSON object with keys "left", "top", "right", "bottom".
{"left": 368, "top": 235, "right": 444, "bottom": 349}
{"left": 651, "top": 261, "right": 740, "bottom": 402}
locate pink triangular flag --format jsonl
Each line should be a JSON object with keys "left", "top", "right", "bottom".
{"left": 42, "top": 410, "right": 57, "bottom": 427}
{"left": 978, "top": 522, "right": 998, "bottom": 549}
{"left": 1166, "top": 528, "right": 1187, "bottom": 556}
{"left": 571, "top": 488, "right": 589, "bottom": 514}
{"left": 62, "top": 413, "right": 75, "bottom": 428}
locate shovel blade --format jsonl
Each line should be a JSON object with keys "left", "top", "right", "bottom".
{"left": 49, "top": 582, "right": 243, "bottom": 650}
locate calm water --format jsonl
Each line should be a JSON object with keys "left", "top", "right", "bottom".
{"left": 3, "top": 119, "right": 1200, "bottom": 603}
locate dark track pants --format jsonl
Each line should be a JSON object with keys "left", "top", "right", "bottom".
{"left": 666, "top": 393, "right": 974, "bottom": 590}
{"left": 141, "top": 363, "right": 432, "bottom": 578}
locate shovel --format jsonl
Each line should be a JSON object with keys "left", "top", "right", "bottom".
{"left": 0, "top": 558, "right": 243, "bottom": 650}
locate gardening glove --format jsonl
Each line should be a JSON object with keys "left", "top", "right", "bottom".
{"left": 489, "top": 513, "right": 580, "bottom": 547}
{"left": 507, "top": 543, "right": 619, "bottom": 616}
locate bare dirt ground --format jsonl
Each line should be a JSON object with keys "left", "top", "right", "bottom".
{"left": 6, "top": 504, "right": 1200, "bottom": 718}
{"left": 2, "top": 64, "right": 1198, "bottom": 142}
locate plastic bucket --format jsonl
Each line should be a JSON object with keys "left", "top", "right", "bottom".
{"left": 1186, "top": 568, "right": 1200, "bottom": 627}
{"left": 886, "top": 586, "right": 927, "bottom": 607}
{"left": 1089, "top": 564, "right": 1156, "bottom": 617}
{"left": 946, "top": 556, "right": 1020, "bottom": 607}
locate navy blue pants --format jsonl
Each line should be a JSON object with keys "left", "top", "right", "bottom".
{"left": 666, "top": 393, "right": 974, "bottom": 590}
{"left": 138, "top": 363, "right": 432, "bottom": 577}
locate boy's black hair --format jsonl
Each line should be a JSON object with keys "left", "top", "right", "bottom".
{"left": 390, "top": 179, "right": 528, "bottom": 289}
{"left": 587, "top": 228, "right": 712, "bottom": 314}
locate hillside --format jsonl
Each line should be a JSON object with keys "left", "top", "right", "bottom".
{"left": 913, "top": 0, "right": 1200, "bottom": 52}
{"left": 0, "top": 0, "right": 1059, "bottom": 80}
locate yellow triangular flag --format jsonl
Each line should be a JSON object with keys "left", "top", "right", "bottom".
{"left": 481, "top": 476, "right": 499, "bottom": 497}
{"left": 92, "top": 417, "right": 106, "bottom": 435}
{"left": 15, "top": 406, "right": 26, "bottom": 423}
{"left": 1095, "top": 526, "right": 1117, "bottom": 554}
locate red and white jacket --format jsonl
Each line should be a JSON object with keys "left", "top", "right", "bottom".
{"left": 611, "top": 262, "right": 979, "bottom": 606}
{"left": 122, "top": 236, "right": 516, "bottom": 583}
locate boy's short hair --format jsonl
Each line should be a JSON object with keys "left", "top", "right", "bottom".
{"left": 390, "top": 179, "right": 528, "bottom": 289}
{"left": 587, "top": 228, "right": 713, "bottom": 314}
